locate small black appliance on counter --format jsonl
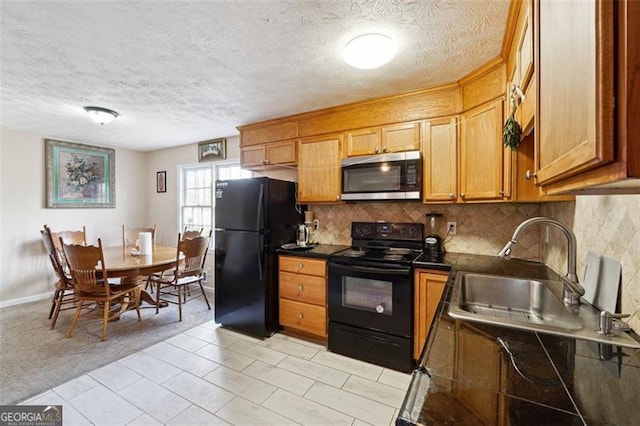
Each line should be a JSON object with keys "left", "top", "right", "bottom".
{"left": 423, "top": 212, "right": 443, "bottom": 263}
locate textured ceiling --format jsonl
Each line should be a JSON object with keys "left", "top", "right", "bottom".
{"left": 1, "top": 0, "right": 511, "bottom": 152}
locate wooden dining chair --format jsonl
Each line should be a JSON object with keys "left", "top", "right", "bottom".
{"left": 150, "top": 232, "right": 211, "bottom": 321}
{"left": 62, "top": 238, "right": 141, "bottom": 341}
{"left": 41, "top": 225, "right": 77, "bottom": 330}
{"left": 122, "top": 225, "right": 156, "bottom": 250}
{"left": 49, "top": 226, "right": 87, "bottom": 270}
{"left": 182, "top": 226, "right": 203, "bottom": 240}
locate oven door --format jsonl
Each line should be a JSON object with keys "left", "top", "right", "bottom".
{"left": 328, "top": 260, "right": 412, "bottom": 337}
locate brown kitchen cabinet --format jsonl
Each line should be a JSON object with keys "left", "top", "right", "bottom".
{"left": 459, "top": 100, "right": 511, "bottom": 202}
{"left": 278, "top": 255, "right": 327, "bottom": 338}
{"left": 413, "top": 269, "right": 449, "bottom": 359}
{"left": 454, "top": 322, "right": 506, "bottom": 425}
{"left": 240, "top": 139, "right": 296, "bottom": 169}
{"left": 422, "top": 117, "right": 458, "bottom": 203}
{"left": 345, "top": 121, "right": 420, "bottom": 157}
{"left": 532, "top": 0, "right": 640, "bottom": 194}
{"left": 297, "top": 134, "right": 343, "bottom": 203}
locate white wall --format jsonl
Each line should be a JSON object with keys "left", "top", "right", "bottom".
{"left": 146, "top": 135, "right": 242, "bottom": 245}
{"left": 0, "top": 127, "right": 148, "bottom": 304}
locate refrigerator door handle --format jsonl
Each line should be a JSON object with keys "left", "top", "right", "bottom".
{"left": 257, "top": 183, "right": 264, "bottom": 231}
{"left": 258, "top": 233, "right": 264, "bottom": 280}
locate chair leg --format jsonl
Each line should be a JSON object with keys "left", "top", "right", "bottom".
{"left": 102, "top": 300, "right": 110, "bottom": 341}
{"left": 50, "top": 291, "right": 64, "bottom": 330}
{"left": 49, "top": 289, "right": 60, "bottom": 319}
{"left": 156, "top": 281, "right": 161, "bottom": 315}
{"left": 199, "top": 281, "right": 211, "bottom": 310}
{"left": 66, "top": 300, "right": 83, "bottom": 338}
{"left": 177, "top": 286, "right": 183, "bottom": 322}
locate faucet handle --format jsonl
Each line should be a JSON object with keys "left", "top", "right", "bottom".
{"left": 599, "top": 311, "right": 631, "bottom": 335}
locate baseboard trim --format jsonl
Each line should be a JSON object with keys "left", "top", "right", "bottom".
{"left": 0, "top": 292, "right": 51, "bottom": 309}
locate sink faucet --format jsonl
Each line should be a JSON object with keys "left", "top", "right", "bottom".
{"left": 498, "top": 216, "right": 585, "bottom": 306}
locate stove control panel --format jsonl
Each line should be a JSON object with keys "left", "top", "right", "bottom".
{"left": 351, "top": 222, "right": 423, "bottom": 241}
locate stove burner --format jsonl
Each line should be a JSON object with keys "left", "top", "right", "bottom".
{"left": 342, "top": 248, "right": 367, "bottom": 257}
{"left": 383, "top": 254, "right": 404, "bottom": 261}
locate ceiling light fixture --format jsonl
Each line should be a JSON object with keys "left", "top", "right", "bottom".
{"left": 343, "top": 33, "right": 396, "bottom": 69}
{"left": 84, "top": 106, "right": 119, "bottom": 125}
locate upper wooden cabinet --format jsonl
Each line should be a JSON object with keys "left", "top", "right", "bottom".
{"left": 459, "top": 100, "right": 510, "bottom": 202}
{"left": 238, "top": 119, "right": 298, "bottom": 146}
{"left": 533, "top": 0, "right": 640, "bottom": 194}
{"left": 422, "top": 117, "right": 458, "bottom": 203}
{"left": 345, "top": 121, "right": 420, "bottom": 157}
{"left": 297, "top": 134, "right": 343, "bottom": 203}
{"left": 535, "top": 0, "right": 615, "bottom": 186}
{"left": 240, "top": 140, "right": 296, "bottom": 169}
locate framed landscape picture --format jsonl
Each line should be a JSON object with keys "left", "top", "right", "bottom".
{"left": 45, "top": 139, "right": 115, "bottom": 208}
{"left": 198, "top": 138, "right": 226, "bottom": 162}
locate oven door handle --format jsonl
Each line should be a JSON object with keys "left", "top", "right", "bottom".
{"left": 331, "top": 263, "right": 410, "bottom": 276}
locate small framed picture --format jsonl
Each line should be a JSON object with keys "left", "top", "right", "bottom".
{"left": 156, "top": 171, "right": 166, "bottom": 193}
{"left": 198, "top": 138, "right": 226, "bottom": 162}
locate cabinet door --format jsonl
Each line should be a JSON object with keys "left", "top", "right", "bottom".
{"left": 518, "top": 1, "right": 534, "bottom": 92}
{"left": 266, "top": 140, "right": 296, "bottom": 165}
{"left": 413, "top": 270, "right": 448, "bottom": 359}
{"left": 535, "top": 0, "right": 614, "bottom": 186}
{"left": 422, "top": 117, "right": 458, "bottom": 203}
{"left": 297, "top": 135, "right": 343, "bottom": 203}
{"left": 346, "top": 128, "right": 381, "bottom": 156}
{"left": 240, "top": 145, "right": 266, "bottom": 168}
{"left": 460, "top": 100, "right": 506, "bottom": 201}
{"left": 455, "top": 323, "right": 502, "bottom": 425}
{"left": 381, "top": 122, "right": 420, "bottom": 153}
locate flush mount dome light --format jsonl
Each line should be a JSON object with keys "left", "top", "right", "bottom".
{"left": 84, "top": 106, "right": 119, "bottom": 125}
{"left": 343, "top": 33, "right": 396, "bottom": 69}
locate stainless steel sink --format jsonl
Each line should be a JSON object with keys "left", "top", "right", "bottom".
{"left": 449, "top": 272, "right": 640, "bottom": 348}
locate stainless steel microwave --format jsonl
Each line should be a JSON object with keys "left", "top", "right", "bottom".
{"left": 341, "top": 151, "right": 421, "bottom": 201}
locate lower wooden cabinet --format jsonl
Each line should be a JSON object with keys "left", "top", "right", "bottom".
{"left": 413, "top": 269, "right": 449, "bottom": 359}
{"left": 278, "top": 255, "right": 327, "bottom": 338}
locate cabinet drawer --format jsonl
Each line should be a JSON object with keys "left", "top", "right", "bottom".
{"left": 279, "top": 299, "right": 327, "bottom": 337}
{"left": 279, "top": 256, "right": 326, "bottom": 277}
{"left": 279, "top": 271, "right": 326, "bottom": 305}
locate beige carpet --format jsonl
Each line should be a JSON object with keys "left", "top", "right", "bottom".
{"left": 0, "top": 290, "right": 214, "bottom": 405}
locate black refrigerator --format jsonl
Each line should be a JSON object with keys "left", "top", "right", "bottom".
{"left": 214, "top": 177, "right": 303, "bottom": 338}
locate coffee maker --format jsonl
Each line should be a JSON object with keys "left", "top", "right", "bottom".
{"left": 424, "top": 213, "right": 444, "bottom": 262}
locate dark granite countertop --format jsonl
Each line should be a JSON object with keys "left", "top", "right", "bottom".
{"left": 399, "top": 253, "right": 640, "bottom": 425}
{"left": 276, "top": 244, "right": 350, "bottom": 259}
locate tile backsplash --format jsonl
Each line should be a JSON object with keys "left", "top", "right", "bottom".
{"left": 309, "top": 202, "right": 542, "bottom": 260}
{"left": 542, "top": 195, "right": 640, "bottom": 333}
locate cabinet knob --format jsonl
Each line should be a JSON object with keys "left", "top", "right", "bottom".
{"left": 298, "top": 285, "right": 304, "bottom": 291}
{"left": 297, "top": 263, "right": 303, "bottom": 269}
{"left": 460, "top": 192, "right": 466, "bottom": 199}
{"left": 525, "top": 170, "right": 537, "bottom": 180}
{"left": 382, "top": 146, "right": 387, "bottom": 153}
{"left": 449, "top": 193, "right": 455, "bottom": 199}
{"left": 336, "top": 195, "right": 340, "bottom": 200}
{"left": 374, "top": 147, "right": 379, "bottom": 153}
{"left": 297, "top": 313, "right": 304, "bottom": 320}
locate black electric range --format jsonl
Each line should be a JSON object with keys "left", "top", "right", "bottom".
{"left": 328, "top": 222, "right": 424, "bottom": 372}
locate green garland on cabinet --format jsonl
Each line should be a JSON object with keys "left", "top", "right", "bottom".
{"left": 503, "top": 86, "right": 522, "bottom": 151}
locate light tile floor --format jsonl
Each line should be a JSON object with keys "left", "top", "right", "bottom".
{"left": 22, "top": 321, "right": 411, "bottom": 425}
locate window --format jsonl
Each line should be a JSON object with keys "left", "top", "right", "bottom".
{"left": 179, "top": 163, "right": 252, "bottom": 237}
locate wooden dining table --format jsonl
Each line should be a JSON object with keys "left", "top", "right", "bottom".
{"left": 102, "top": 245, "right": 180, "bottom": 306}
